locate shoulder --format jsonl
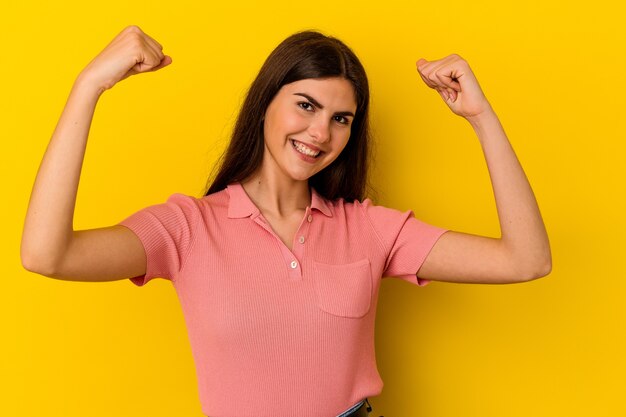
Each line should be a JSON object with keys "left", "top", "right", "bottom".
{"left": 196, "top": 187, "right": 229, "bottom": 212}
{"left": 328, "top": 196, "right": 408, "bottom": 221}
{"left": 325, "top": 197, "right": 416, "bottom": 244}
{"left": 162, "top": 187, "right": 230, "bottom": 214}
{"left": 140, "top": 189, "right": 230, "bottom": 228}
{"left": 332, "top": 196, "right": 444, "bottom": 245}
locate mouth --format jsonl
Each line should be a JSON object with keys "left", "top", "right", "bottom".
{"left": 290, "top": 139, "right": 322, "bottom": 158}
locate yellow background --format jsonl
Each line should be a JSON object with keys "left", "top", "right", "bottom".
{"left": 2, "top": 0, "right": 624, "bottom": 416}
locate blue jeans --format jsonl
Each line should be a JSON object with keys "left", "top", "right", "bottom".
{"left": 336, "top": 398, "right": 371, "bottom": 417}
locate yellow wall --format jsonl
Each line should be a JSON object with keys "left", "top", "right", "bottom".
{"left": 3, "top": 0, "right": 624, "bottom": 416}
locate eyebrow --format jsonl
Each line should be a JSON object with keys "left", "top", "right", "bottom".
{"left": 293, "top": 93, "right": 355, "bottom": 118}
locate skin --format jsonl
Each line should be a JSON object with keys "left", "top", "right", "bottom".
{"left": 240, "top": 77, "right": 356, "bottom": 251}
{"left": 21, "top": 25, "right": 550, "bottom": 285}
{"left": 244, "top": 56, "right": 551, "bottom": 284}
{"left": 414, "top": 55, "right": 551, "bottom": 283}
{"left": 21, "top": 25, "right": 172, "bottom": 280}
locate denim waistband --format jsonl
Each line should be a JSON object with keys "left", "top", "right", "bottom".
{"left": 336, "top": 399, "right": 367, "bottom": 417}
{"left": 206, "top": 398, "right": 370, "bottom": 417}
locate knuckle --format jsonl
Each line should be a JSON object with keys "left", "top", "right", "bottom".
{"left": 126, "top": 25, "right": 142, "bottom": 33}
{"left": 129, "top": 32, "right": 145, "bottom": 47}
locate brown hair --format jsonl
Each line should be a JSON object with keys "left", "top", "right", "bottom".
{"left": 203, "top": 30, "right": 372, "bottom": 202}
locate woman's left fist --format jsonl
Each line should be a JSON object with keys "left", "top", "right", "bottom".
{"left": 416, "top": 54, "right": 491, "bottom": 119}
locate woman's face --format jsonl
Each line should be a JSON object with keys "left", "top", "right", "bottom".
{"left": 261, "top": 77, "right": 357, "bottom": 183}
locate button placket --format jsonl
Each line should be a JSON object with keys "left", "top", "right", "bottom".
{"left": 302, "top": 208, "right": 314, "bottom": 252}
{"left": 251, "top": 214, "right": 301, "bottom": 280}
{"left": 251, "top": 208, "right": 314, "bottom": 281}
{"left": 288, "top": 208, "right": 313, "bottom": 279}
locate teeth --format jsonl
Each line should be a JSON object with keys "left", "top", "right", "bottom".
{"left": 291, "top": 140, "right": 320, "bottom": 157}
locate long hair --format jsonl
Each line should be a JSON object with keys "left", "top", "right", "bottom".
{"left": 204, "top": 30, "right": 372, "bottom": 202}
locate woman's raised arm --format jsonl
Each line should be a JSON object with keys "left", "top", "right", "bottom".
{"left": 414, "top": 54, "right": 552, "bottom": 284}
{"left": 21, "top": 25, "right": 172, "bottom": 281}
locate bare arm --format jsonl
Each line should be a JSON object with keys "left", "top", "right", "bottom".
{"left": 21, "top": 25, "right": 171, "bottom": 280}
{"left": 414, "top": 55, "right": 551, "bottom": 284}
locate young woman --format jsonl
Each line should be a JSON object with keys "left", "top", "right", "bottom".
{"left": 21, "top": 25, "right": 551, "bottom": 417}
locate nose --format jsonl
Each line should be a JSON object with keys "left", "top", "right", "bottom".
{"left": 308, "top": 116, "right": 331, "bottom": 144}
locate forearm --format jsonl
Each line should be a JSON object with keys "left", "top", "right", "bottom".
{"left": 466, "top": 107, "right": 551, "bottom": 276}
{"left": 21, "top": 74, "right": 103, "bottom": 272}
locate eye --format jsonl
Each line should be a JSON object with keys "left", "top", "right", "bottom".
{"left": 298, "top": 102, "right": 314, "bottom": 111}
{"left": 333, "top": 115, "right": 350, "bottom": 125}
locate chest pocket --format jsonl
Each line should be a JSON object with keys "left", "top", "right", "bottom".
{"left": 312, "top": 258, "right": 373, "bottom": 318}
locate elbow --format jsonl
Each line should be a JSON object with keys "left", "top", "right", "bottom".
{"left": 502, "top": 238, "right": 552, "bottom": 283}
{"left": 518, "top": 253, "right": 552, "bottom": 282}
{"left": 20, "top": 244, "right": 40, "bottom": 273}
{"left": 537, "top": 255, "right": 552, "bottom": 278}
{"left": 526, "top": 258, "right": 552, "bottom": 281}
{"left": 21, "top": 234, "right": 65, "bottom": 277}
{"left": 533, "top": 243, "right": 553, "bottom": 280}
{"left": 21, "top": 256, "right": 48, "bottom": 276}
{"left": 21, "top": 250, "right": 56, "bottom": 277}
{"left": 21, "top": 255, "right": 41, "bottom": 275}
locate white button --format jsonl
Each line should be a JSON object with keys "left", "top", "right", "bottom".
{"left": 307, "top": 214, "right": 313, "bottom": 222}
{"left": 290, "top": 260, "right": 298, "bottom": 269}
{"left": 298, "top": 236, "right": 305, "bottom": 244}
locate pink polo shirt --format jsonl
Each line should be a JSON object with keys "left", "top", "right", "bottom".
{"left": 117, "top": 182, "right": 448, "bottom": 417}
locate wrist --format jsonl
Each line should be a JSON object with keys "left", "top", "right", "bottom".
{"left": 465, "top": 105, "right": 498, "bottom": 129}
{"left": 74, "top": 71, "right": 106, "bottom": 98}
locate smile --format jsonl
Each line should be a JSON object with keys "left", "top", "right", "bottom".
{"left": 290, "top": 139, "right": 321, "bottom": 158}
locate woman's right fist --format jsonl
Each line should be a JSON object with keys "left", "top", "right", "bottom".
{"left": 78, "top": 25, "right": 172, "bottom": 93}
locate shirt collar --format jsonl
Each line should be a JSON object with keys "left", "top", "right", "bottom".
{"left": 226, "top": 182, "right": 333, "bottom": 219}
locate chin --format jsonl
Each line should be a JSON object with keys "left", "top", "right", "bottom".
{"left": 289, "top": 173, "right": 315, "bottom": 182}
{"left": 284, "top": 166, "right": 321, "bottom": 182}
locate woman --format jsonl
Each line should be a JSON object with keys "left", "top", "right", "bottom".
{"left": 21, "top": 25, "right": 551, "bottom": 417}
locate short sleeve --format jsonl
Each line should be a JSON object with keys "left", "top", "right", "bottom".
{"left": 116, "top": 193, "right": 200, "bottom": 286}
{"left": 364, "top": 200, "right": 448, "bottom": 286}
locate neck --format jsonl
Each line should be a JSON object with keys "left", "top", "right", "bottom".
{"left": 240, "top": 172, "right": 311, "bottom": 218}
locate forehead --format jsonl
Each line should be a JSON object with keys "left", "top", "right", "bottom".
{"left": 279, "top": 77, "right": 357, "bottom": 111}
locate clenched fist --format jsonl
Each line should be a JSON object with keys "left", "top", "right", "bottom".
{"left": 416, "top": 54, "right": 491, "bottom": 119}
{"left": 78, "top": 25, "right": 172, "bottom": 94}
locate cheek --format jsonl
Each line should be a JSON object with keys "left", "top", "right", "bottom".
{"left": 334, "top": 130, "right": 352, "bottom": 152}
{"left": 267, "top": 110, "right": 306, "bottom": 136}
